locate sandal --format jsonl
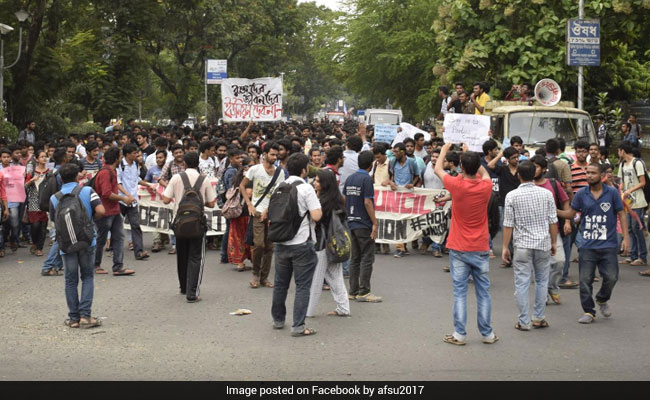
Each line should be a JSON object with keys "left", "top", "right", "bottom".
{"left": 559, "top": 280, "right": 579, "bottom": 289}
{"left": 630, "top": 259, "right": 647, "bottom": 266}
{"left": 261, "top": 281, "right": 274, "bottom": 288}
{"left": 168, "top": 247, "right": 176, "bottom": 255}
{"left": 323, "top": 284, "right": 330, "bottom": 291}
{"left": 639, "top": 269, "right": 650, "bottom": 277}
{"left": 291, "top": 328, "right": 317, "bottom": 337}
{"left": 327, "top": 311, "right": 350, "bottom": 317}
{"left": 135, "top": 251, "right": 150, "bottom": 260}
{"left": 95, "top": 268, "right": 108, "bottom": 274}
{"left": 113, "top": 268, "right": 135, "bottom": 276}
{"left": 515, "top": 322, "right": 530, "bottom": 331}
{"left": 443, "top": 334, "right": 465, "bottom": 346}
{"left": 187, "top": 296, "right": 202, "bottom": 303}
{"left": 64, "top": 319, "right": 80, "bottom": 328}
{"left": 236, "top": 264, "right": 246, "bottom": 272}
{"left": 550, "top": 293, "right": 561, "bottom": 305}
{"left": 0, "top": 250, "right": 4, "bottom": 257}
{"left": 620, "top": 258, "right": 633, "bottom": 264}
{"left": 34, "top": 249, "right": 43, "bottom": 256}
{"left": 41, "top": 269, "right": 60, "bottom": 276}
{"left": 533, "top": 319, "right": 549, "bottom": 329}
{"left": 249, "top": 278, "right": 260, "bottom": 289}
{"left": 79, "top": 316, "right": 102, "bottom": 329}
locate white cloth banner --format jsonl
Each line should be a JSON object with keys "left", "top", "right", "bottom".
{"left": 443, "top": 114, "right": 491, "bottom": 152}
{"left": 221, "top": 77, "right": 283, "bottom": 121}
{"left": 123, "top": 181, "right": 226, "bottom": 236}
{"left": 374, "top": 185, "right": 451, "bottom": 244}
{"left": 391, "top": 122, "right": 431, "bottom": 147}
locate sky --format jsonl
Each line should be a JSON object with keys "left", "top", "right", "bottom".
{"left": 298, "top": 0, "right": 345, "bottom": 11}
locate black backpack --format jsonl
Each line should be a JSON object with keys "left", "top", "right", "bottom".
{"left": 267, "top": 181, "right": 307, "bottom": 243}
{"left": 38, "top": 171, "right": 59, "bottom": 211}
{"left": 544, "top": 156, "right": 560, "bottom": 181}
{"left": 171, "top": 172, "right": 207, "bottom": 239}
{"left": 54, "top": 186, "right": 95, "bottom": 254}
{"left": 487, "top": 191, "right": 500, "bottom": 240}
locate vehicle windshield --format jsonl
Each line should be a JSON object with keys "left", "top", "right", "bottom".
{"left": 369, "top": 113, "right": 400, "bottom": 125}
{"left": 508, "top": 111, "right": 596, "bottom": 146}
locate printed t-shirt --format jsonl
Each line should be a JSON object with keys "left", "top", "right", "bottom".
{"left": 571, "top": 185, "right": 623, "bottom": 249}
{"left": 344, "top": 170, "right": 374, "bottom": 231}
{"left": 443, "top": 174, "right": 493, "bottom": 252}
{"left": 245, "top": 164, "right": 285, "bottom": 213}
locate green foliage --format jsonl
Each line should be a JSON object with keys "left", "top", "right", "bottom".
{"left": 68, "top": 121, "right": 103, "bottom": 134}
{"left": 0, "top": 112, "right": 20, "bottom": 142}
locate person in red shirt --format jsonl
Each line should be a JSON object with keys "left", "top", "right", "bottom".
{"left": 92, "top": 147, "right": 136, "bottom": 276}
{"left": 434, "top": 142, "right": 498, "bottom": 346}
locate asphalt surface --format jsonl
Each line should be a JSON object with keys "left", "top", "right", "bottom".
{"left": 1, "top": 233, "right": 649, "bottom": 381}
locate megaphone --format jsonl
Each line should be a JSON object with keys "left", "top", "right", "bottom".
{"left": 535, "top": 79, "right": 562, "bottom": 106}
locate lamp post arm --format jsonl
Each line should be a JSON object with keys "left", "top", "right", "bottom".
{"left": 5, "top": 26, "right": 23, "bottom": 70}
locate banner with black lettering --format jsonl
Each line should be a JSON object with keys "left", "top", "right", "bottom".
{"left": 374, "top": 186, "right": 451, "bottom": 244}
{"left": 123, "top": 181, "right": 226, "bottom": 236}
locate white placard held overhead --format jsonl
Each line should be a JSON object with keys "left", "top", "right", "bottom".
{"left": 443, "top": 114, "right": 491, "bottom": 152}
{"left": 221, "top": 77, "right": 283, "bottom": 121}
{"left": 391, "top": 122, "right": 431, "bottom": 147}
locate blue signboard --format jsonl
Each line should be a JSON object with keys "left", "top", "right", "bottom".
{"left": 566, "top": 19, "right": 600, "bottom": 66}
{"left": 207, "top": 59, "right": 227, "bottom": 84}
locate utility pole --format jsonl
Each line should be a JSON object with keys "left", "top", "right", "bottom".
{"left": 578, "top": 0, "right": 584, "bottom": 110}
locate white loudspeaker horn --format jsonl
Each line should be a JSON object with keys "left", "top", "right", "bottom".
{"left": 535, "top": 79, "right": 562, "bottom": 106}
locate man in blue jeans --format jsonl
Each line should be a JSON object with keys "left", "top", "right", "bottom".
{"left": 270, "top": 153, "right": 322, "bottom": 337}
{"left": 617, "top": 141, "right": 647, "bottom": 266}
{"left": 40, "top": 147, "right": 68, "bottom": 276}
{"left": 435, "top": 143, "right": 498, "bottom": 345}
{"left": 558, "top": 163, "right": 629, "bottom": 324}
{"left": 502, "top": 161, "right": 558, "bottom": 330}
{"left": 50, "top": 163, "right": 105, "bottom": 329}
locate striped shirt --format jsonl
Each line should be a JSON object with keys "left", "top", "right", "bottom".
{"left": 570, "top": 163, "right": 588, "bottom": 195}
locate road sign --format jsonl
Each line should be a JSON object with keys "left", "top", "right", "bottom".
{"left": 566, "top": 19, "right": 600, "bottom": 66}
{"left": 207, "top": 59, "right": 227, "bottom": 84}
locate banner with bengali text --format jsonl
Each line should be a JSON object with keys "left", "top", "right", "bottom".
{"left": 221, "top": 77, "right": 283, "bottom": 122}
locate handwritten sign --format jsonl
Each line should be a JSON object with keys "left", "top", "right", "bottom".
{"left": 374, "top": 124, "right": 398, "bottom": 144}
{"left": 221, "top": 77, "right": 283, "bottom": 121}
{"left": 1, "top": 166, "right": 26, "bottom": 203}
{"left": 443, "top": 114, "right": 491, "bottom": 152}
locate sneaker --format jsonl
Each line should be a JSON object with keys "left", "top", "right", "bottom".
{"left": 394, "top": 250, "right": 404, "bottom": 258}
{"left": 578, "top": 313, "right": 595, "bottom": 324}
{"left": 356, "top": 293, "right": 382, "bottom": 303}
{"left": 598, "top": 302, "right": 612, "bottom": 318}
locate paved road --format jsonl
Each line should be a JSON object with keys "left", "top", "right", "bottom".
{"left": 1, "top": 234, "right": 649, "bottom": 381}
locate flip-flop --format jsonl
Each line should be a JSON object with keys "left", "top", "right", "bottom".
{"left": 443, "top": 334, "right": 465, "bottom": 346}
{"left": 79, "top": 317, "right": 102, "bottom": 329}
{"left": 291, "top": 328, "right": 317, "bottom": 337}
{"left": 327, "top": 311, "right": 350, "bottom": 317}
{"left": 639, "top": 270, "right": 650, "bottom": 277}
{"left": 533, "top": 319, "right": 549, "bottom": 328}
{"left": 64, "top": 319, "right": 80, "bottom": 328}
{"left": 515, "top": 322, "right": 530, "bottom": 331}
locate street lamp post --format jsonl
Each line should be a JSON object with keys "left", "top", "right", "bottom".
{"left": 0, "top": 10, "right": 30, "bottom": 113}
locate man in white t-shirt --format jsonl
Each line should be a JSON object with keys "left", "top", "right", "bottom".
{"left": 198, "top": 140, "right": 218, "bottom": 178}
{"left": 423, "top": 148, "right": 443, "bottom": 189}
{"left": 270, "top": 153, "right": 322, "bottom": 336}
{"left": 240, "top": 142, "right": 285, "bottom": 289}
{"left": 162, "top": 151, "right": 217, "bottom": 302}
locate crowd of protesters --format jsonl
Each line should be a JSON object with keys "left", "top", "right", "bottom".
{"left": 0, "top": 101, "right": 647, "bottom": 340}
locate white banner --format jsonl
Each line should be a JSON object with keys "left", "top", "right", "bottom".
{"left": 221, "top": 77, "right": 283, "bottom": 121}
{"left": 374, "top": 186, "right": 451, "bottom": 244}
{"left": 123, "top": 181, "right": 225, "bottom": 236}
{"left": 391, "top": 122, "right": 431, "bottom": 147}
{"left": 443, "top": 114, "right": 491, "bottom": 152}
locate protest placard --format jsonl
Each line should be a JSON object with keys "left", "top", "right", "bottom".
{"left": 391, "top": 122, "right": 431, "bottom": 147}
{"left": 221, "top": 77, "right": 283, "bottom": 121}
{"left": 443, "top": 114, "right": 491, "bottom": 152}
{"left": 373, "top": 186, "right": 451, "bottom": 244}
{"left": 374, "top": 124, "right": 398, "bottom": 144}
